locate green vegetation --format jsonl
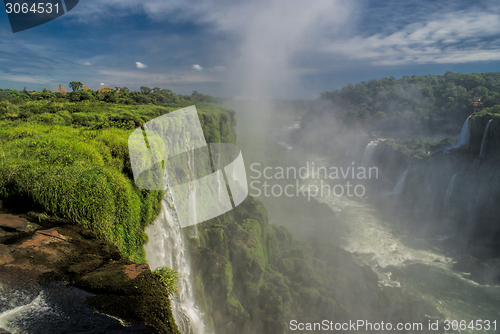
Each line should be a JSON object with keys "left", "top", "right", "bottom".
{"left": 154, "top": 267, "right": 180, "bottom": 296}
{"left": 0, "top": 212, "right": 179, "bottom": 334}
{"left": 0, "top": 84, "right": 445, "bottom": 333}
{"left": 0, "top": 86, "right": 236, "bottom": 262}
{"left": 0, "top": 85, "right": 217, "bottom": 107}
{"left": 316, "top": 71, "right": 500, "bottom": 133}
{"left": 189, "top": 197, "right": 435, "bottom": 334}
{"left": 0, "top": 122, "right": 163, "bottom": 262}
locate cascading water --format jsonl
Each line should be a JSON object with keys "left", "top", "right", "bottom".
{"left": 144, "top": 186, "right": 207, "bottom": 334}
{"left": 0, "top": 293, "right": 54, "bottom": 333}
{"left": 277, "top": 117, "right": 500, "bottom": 333}
{"left": 360, "top": 140, "right": 379, "bottom": 167}
{"left": 444, "top": 172, "right": 460, "bottom": 207}
{"left": 0, "top": 285, "right": 146, "bottom": 333}
{"left": 390, "top": 167, "right": 409, "bottom": 195}
{"left": 299, "top": 157, "right": 500, "bottom": 333}
{"left": 476, "top": 119, "right": 493, "bottom": 161}
{"left": 451, "top": 116, "right": 471, "bottom": 149}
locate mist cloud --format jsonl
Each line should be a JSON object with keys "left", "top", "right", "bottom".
{"left": 73, "top": 0, "right": 358, "bottom": 98}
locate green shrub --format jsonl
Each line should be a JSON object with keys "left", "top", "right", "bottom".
{"left": 154, "top": 267, "right": 180, "bottom": 296}
{"left": 0, "top": 100, "right": 236, "bottom": 262}
{"left": 72, "top": 112, "right": 105, "bottom": 125}
{"left": 34, "top": 113, "right": 66, "bottom": 125}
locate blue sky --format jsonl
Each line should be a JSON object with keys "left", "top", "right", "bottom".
{"left": 0, "top": 0, "right": 500, "bottom": 98}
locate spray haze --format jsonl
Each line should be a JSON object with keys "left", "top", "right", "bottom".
{"left": 222, "top": 0, "right": 355, "bottom": 99}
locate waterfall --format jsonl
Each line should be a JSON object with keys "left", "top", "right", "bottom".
{"left": 476, "top": 119, "right": 493, "bottom": 161}
{"left": 145, "top": 187, "right": 207, "bottom": 334}
{"left": 444, "top": 172, "right": 460, "bottom": 207}
{"left": 360, "top": 140, "right": 378, "bottom": 167}
{"left": 390, "top": 167, "right": 409, "bottom": 195}
{"left": 0, "top": 293, "right": 49, "bottom": 333}
{"left": 452, "top": 116, "right": 471, "bottom": 149}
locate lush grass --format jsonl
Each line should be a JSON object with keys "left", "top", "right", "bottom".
{"left": 0, "top": 99, "right": 237, "bottom": 262}
{"left": 154, "top": 267, "right": 180, "bottom": 296}
{"left": 0, "top": 122, "right": 161, "bottom": 261}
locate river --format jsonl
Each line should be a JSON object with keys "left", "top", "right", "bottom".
{"left": 275, "top": 118, "right": 500, "bottom": 333}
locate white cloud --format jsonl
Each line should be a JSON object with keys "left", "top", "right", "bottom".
{"left": 135, "top": 61, "right": 148, "bottom": 69}
{"left": 325, "top": 10, "right": 500, "bottom": 65}
{"left": 64, "top": 0, "right": 500, "bottom": 98}
{"left": 81, "top": 61, "right": 92, "bottom": 66}
{"left": 100, "top": 82, "right": 106, "bottom": 86}
{"left": 72, "top": 0, "right": 357, "bottom": 98}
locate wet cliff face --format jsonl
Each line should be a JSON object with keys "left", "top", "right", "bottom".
{"left": 186, "top": 196, "right": 436, "bottom": 334}
{"left": 364, "top": 112, "right": 500, "bottom": 284}
{"left": 0, "top": 210, "right": 179, "bottom": 334}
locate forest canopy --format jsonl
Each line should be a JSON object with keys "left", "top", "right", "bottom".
{"left": 315, "top": 71, "right": 500, "bottom": 134}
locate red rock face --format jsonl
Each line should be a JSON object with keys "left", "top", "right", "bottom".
{"left": 16, "top": 228, "right": 71, "bottom": 261}
{"left": 0, "top": 212, "right": 178, "bottom": 333}
{"left": 124, "top": 263, "right": 150, "bottom": 279}
{"left": 0, "top": 214, "right": 35, "bottom": 232}
{"left": 19, "top": 228, "right": 70, "bottom": 249}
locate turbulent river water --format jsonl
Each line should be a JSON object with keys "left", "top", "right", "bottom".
{"left": 277, "top": 121, "right": 500, "bottom": 334}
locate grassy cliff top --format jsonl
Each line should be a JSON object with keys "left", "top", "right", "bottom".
{"left": 0, "top": 87, "right": 236, "bottom": 262}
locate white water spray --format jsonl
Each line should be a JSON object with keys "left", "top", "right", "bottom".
{"left": 477, "top": 119, "right": 493, "bottom": 161}
{"left": 444, "top": 172, "right": 460, "bottom": 207}
{"left": 360, "top": 140, "right": 379, "bottom": 167}
{"left": 145, "top": 186, "right": 207, "bottom": 334}
{"left": 452, "top": 116, "right": 471, "bottom": 149}
{"left": 0, "top": 293, "right": 51, "bottom": 333}
{"left": 390, "top": 167, "right": 409, "bottom": 195}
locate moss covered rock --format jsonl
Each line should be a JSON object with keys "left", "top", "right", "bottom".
{"left": 0, "top": 209, "right": 179, "bottom": 334}
{"left": 188, "top": 196, "right": 437, "bottom": 334}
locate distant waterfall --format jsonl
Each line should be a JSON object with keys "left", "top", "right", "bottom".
{"left": 476, "top": 119, "right": 493, "bottom": 161}
{"left": 145, "top": 187, "right": 207, "bottom": 334}
{"left": 390, "top": 167, "right": 409, "bottom": 195}
{"left": 360, "top": 140, "right": 379, "bottom": 167}
{"left": 452, "top": 116, "right": 471, "bottom": 149}
{"left": 444, "top": 172, "right": 460, "bottom": 207}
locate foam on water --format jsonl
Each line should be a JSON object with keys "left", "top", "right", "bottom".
{"left": 301, "top": 156, "right": 500, "bottom": 333}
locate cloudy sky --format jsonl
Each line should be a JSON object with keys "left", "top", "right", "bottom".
{"left": 0, "top": 0, "right": 499, "bottom": 98}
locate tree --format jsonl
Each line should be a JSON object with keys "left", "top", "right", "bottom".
{"left": 69, "top": 81, "right": 83, "bottom": 92}
{"left": 140, "top": 86, "right": 152, "bottom": 95}
{"left": 119, "top": 87, "right": 130, "bottom": 96}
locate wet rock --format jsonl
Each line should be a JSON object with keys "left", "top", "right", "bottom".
{"left": 0, "top": 214, "right": 41, "bottom": 244}
{"left": 0, "top": 214, "right": 40, "bottom": 233}
{"left": 124, "top": 263, "right": 150, "bottom": 279}
{"left": 0, "top": 213, "right": 179, "bottom": 334}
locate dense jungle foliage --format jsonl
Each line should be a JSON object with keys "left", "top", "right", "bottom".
{"left": 315, "top": 71, "right": 500, "bottom": 134}
{"left": 0, "top": 85, "right": 233, "bottom": 262}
